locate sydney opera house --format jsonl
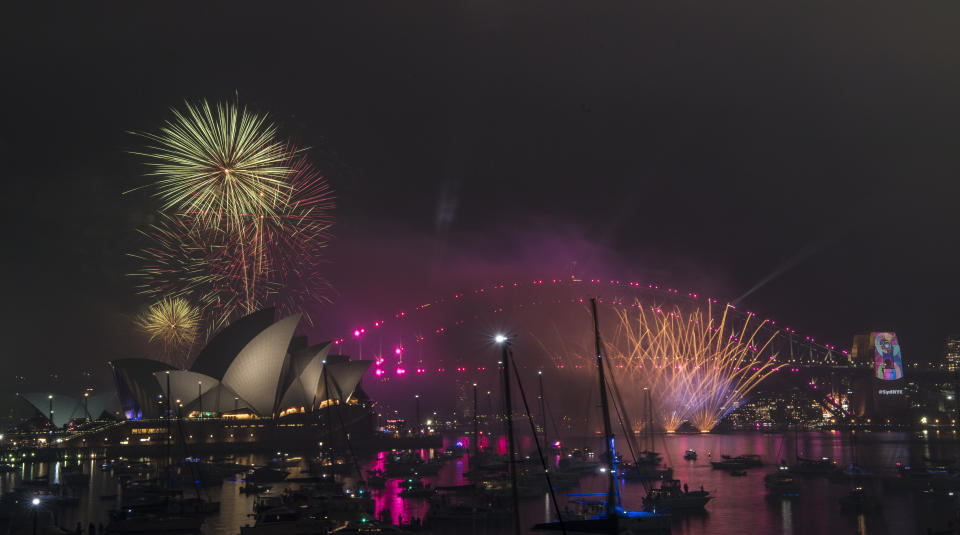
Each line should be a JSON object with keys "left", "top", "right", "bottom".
{"left": 16, "top": 309, "right": 375, "bottom": 448}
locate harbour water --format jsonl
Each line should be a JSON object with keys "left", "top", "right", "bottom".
{"left": 4, "top": 431, "right": 959, "bottom": 534}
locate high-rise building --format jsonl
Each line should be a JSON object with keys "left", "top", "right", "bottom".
{"left": 946, "top": 337, "right": 960, "bottom": 372}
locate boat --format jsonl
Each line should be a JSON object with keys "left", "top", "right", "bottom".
{"left": 384, "top": 451, "right": 442, "bottom": 477}
{"left": 266, "top": 453, "right": 302, "bottom": 468}
{"left": 398, "top": 476, "right": 434, "bottom": 498}
{"left": 620, "top": 451, "right": 673, "bottom": 481}
{"left": 535, "top": 494, "right": 672, "bottom": 533}
{"left": 764, "top": 465, "right": 801, "bottom": 497}
{"left": 438, "top": 447, "right": 464, "bottom": 460}
{"left": 642, "top": 479, "right": 711, "bottom": 512}
{"left": 240, "top": 506, "right": 332, "bottom": 535}
{"left": 830, "top": 463, "right": 875, "bottom": 482}
{"left": 683, "top": 450, "right": 697, "bottom": 461}
{"left": 309, "top": 455, "right": 354, "bottom": 476}
{"left": 711, "top": 454, "right": 762, "bottom": 470}
{"left": 532, "top": 298, "right": 671, "bottom": 534}
{"left": 240, "top": 484, "right": 271, "bottom": 495}
{"left": 839, "top": 486, "right": 879, "bottom": 512}
{"left": 557, "top": 453, "right": 602, "bottom": 476}
{"left": 334, "top": 521, "right": 405, "bottom": 533}
{"left": 620, "top": 463, "right": 674, "bottom": 481}
{"left": 247, "top": 467, "right": 289, "bottom": 483}
{"left": 720, "top": 454, "right": 762, "bottom": 467}
{"left": 710, "top": 459, "right": 747, "bottom": 470}
{"left": 790, "top": 456, "right": 837, "bottom": 475}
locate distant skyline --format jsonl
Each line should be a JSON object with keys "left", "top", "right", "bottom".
{"left": 4, "top": 2, "right": 960, "bottom": 383}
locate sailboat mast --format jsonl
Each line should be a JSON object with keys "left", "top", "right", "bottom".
{"left": 591, "top": 298, "right": 619, "bottom": 514}
{"left": 538, "top": 371, "right": 547, "bottom": 451}
{"left": 500, "top": 341, "right": 522, "bottom": 535}
{"left": 472, "top": 382, "right": 480, "bottom": 459}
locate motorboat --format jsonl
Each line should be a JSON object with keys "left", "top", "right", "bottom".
{"left": 720, "top": 454, "right": 762, "bottom": 467}
{"left": 790, "top": 456, "right": 837, "bottom": 475}
{"left": 642, "top": 479, "right": 711, "bottom": 512}
{"left": 764, "top": 465, "right": 801, "bottom": 497}
{"left": 683, "top": 450, "right": 697, "bottom": 461}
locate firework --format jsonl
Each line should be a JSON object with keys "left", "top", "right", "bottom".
{"left": 130, "top": 100, "right": 294, "bottom": 229}
{"left": 130, "top": 209, "right": 331, "bottom": 333}
{"left": 129, "top": 101, "right": 335, "bottom": 333}
{"left": 135, "top": 297, "right": 201, "bottom": 368}
{"left": 606, "top": 302, "right": 783, "bottom": 432}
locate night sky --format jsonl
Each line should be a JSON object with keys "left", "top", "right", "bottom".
{"left": 4, "top": 2, "right": 960, "bottom": 386}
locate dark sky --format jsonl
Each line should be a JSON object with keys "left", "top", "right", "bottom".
{"left": 3, "top": 2, "right": 960, "bottom": 386}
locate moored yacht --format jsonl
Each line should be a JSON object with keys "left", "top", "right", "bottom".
{"left": 764, "top": 465, "right": 801, "bottom": 497}
{"left": 642, "top": 480, "right": 711, "bottom": 513}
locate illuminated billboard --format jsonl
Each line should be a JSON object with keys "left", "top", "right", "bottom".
{"left": 872, "top": 332, "right": 903, "bottom": 381}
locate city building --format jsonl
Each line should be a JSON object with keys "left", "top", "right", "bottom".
{"left": 945, "top": 336, "right": 960, "bottom": 373}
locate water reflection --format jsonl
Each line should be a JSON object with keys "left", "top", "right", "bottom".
{"left": 780, "top": 497, "right": 792, "bottom": 535}
{"left": 0, "top": 432, "right": 957, "bottom": 533}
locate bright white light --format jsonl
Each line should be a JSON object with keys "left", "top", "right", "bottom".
{"left": 31, "top": 498, "right": 40, "bottom": 506}
{"left": 494, "top": 334, "right": 508, "bottom": 344}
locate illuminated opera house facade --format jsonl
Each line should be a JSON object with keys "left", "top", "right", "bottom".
{"left": 19, "top": 309, "right": 375, "bottom": 448}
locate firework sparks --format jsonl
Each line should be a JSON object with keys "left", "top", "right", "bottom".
{"left": 130, "top": 100, "right": 294, "bottom": 229}
{"left": 129, "top": 101, "right": 335, "bottom": 333}
{"left": 135, "top": 297, "right": 201, "bottom": 368}
{"left": 607, "top": 301, "right": 783, "bottom": 432}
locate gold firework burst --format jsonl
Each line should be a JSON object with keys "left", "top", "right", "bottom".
{"left": 130, "top": 100, "right": 294, "bottom": 229}
{"left": 136, "top": 297, "right": 201, "bottom": 367}
{"left": 607, "top": 301, "right": 784, "bottom": 432}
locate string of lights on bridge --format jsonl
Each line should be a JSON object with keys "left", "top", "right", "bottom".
{"left": 330, "top": 277, "right": 849, "bottom": 378}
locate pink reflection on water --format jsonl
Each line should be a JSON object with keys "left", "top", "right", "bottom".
{"left": 368, "top": 443, "right": 478, "bottom": 528}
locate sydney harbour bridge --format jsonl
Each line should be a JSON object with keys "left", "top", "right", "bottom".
{"left": 323, "top": 276, "right": 894, "bottom": 428}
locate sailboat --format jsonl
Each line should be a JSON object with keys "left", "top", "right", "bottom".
{"left": 533, "top": 298, "right": 671, "bottom": 534}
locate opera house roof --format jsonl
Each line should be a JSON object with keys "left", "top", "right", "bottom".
{"left": 21, "top": 309, "right": 370, "bottom": 423}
